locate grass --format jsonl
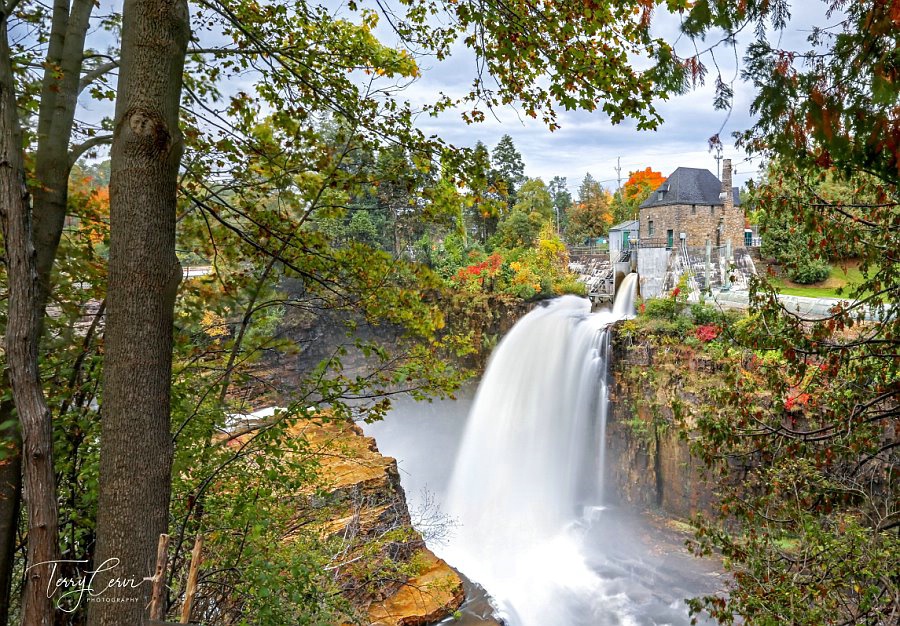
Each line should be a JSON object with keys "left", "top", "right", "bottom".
{"left": 666, "top": 519, "right": 698, "bottom": 535}
{"left": 774, "top": 536, "right": 800, "bottom": 553}
{"left": 771, "top": 261, "right": 867, "bottom": 299}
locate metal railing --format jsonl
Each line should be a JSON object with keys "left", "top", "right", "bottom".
{"left": 636, "top": 237, "right": 669, "bottom": 248}
{"left": 568, "top": 244, "right": 609, "bottom": 257}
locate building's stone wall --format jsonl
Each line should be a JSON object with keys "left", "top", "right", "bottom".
{"left": 639, "top": 202, "right": 744, "bottom": 248}
{"left": 638, "top": 159, "right": 745, "bottom": 248}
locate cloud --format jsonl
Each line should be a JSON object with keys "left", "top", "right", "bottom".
{"left": 74, "top": 0, "right": 818, "bottom": 198}
{"left": 405, "top": 54, "right": 755, "bottom": 195}
{"left": 392, "top": 1, "right": 827, "bottom": 195}
{"left": 393, "top": 5, "right": 769, "bottom": 195}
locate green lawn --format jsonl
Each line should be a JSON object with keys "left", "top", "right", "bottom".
{"left": 772, "top": 263, "right": 867, "bottom": 299}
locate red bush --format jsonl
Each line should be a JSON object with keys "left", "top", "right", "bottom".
{"left": 694, "top": 324, "right": 720, "bottom": 342}
{"left": 454, "top": 253, "right": 502, "bottom": 285}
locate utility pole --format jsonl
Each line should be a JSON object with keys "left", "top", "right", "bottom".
{"left": 615, "top": 156, "right": 622, "bottom": 191}
{"left": 713, "top": 145, "right": 723, "bottom": 180}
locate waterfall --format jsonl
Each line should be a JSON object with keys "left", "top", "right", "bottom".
{"left": 613, "top": 272, "right": 638, "bottom": 317}
{"left": 440, "top": 278, "right": 638, "bottom": 626}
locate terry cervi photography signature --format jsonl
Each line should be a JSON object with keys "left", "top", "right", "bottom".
{"left": 26, "top": 559, "right": 148, "bottom": 612}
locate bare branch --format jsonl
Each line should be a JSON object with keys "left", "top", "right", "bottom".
{"left": 68, "top": 134, "right": 113, "bottom": 167}
{"left": 78, "top": 59, "right": 119, "bottom": 94}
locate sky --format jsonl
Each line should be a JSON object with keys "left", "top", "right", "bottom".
{"left": 71, "top": 1, "right": 830, "bottom": 197}
{"left": 370, "top": 1, "right": 829, "bottom": 197}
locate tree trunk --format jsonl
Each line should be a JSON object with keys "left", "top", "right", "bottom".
{"left": 0, "top": 391, "right": 21, "bottom": 626}
{"left": 0, "top": 2, "right": 97, "bottom": 619}
{"left": 32, "top": 0, "right": 96, "bottom": 313}
{"left": 0, "top": 12, "right": 61, "bottom": 626}
{"left": 87, "top": 0, "right": 188, "bottom": 623}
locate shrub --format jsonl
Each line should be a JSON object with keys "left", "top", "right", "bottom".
{"left": 452, "top": 253, "right": 502, "bottom": 291}
{"left": 788, "top": 258, "right": 830, "bottom": 284}
{"left": 722, "top": 309, "right": 743, "bottom": 327}
{"left": 539, "top": 276, "right": 554, "bottom": 297}
{"left": 554, "top": 277, "right": 587, "bottom": 296}
{"left": 643, "top": 297, "right": 675, "bottom": 319}
{"left": 694, "top": 324, "right": 721, "bottom": 342}
{"left": 670, "top": 316, "right": 694, "bottom": 338}
{"left": 690, "top": 302, "right": 723, "bottom": 326}
{"left": 646, "top": 315, "right": 693, "bottom": 338}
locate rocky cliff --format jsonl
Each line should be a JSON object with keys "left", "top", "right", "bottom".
{"left": 297, "top": 416, "right": 464, "bottom": 625}
{"left": 605, "top": 329, "right": 721, "bottom": 519}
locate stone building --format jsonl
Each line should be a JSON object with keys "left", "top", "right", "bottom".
{"left": 638, "top": 159, "right": 743, "bottom": 248}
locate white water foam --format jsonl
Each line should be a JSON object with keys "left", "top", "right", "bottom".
{"left": 438, "top": 277, "right": 638, "bottom": 626}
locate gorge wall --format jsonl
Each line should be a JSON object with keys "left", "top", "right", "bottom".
{"left": 605, "top": 327, "right": 722, "bottom": 520}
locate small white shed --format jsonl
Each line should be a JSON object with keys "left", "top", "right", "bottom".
{"left": 608, "top": 220, "right": 639, "bottom": 257}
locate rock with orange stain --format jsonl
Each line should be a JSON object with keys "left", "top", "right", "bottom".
{"left": 367, "top": 549, "right": 464, "bottom": 626}
{"left": 285, "top": 416, "right": 464, "bottom": 624}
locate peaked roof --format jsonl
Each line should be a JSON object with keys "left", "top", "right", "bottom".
{"left": 639, "top": 167, "right": 741, "bottom": 209}
{"left": 609, "top": 219, "right": 639, "bottom": 231}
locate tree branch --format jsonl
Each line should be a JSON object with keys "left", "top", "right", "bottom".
{"left": 68, "top": 134, "right": 113, "bottom": 167}
{"left": 78, "top": 59, "right": 119, "bottom": 93}
{"left": 2, "top": 0, "right": 23, "bottom": 18}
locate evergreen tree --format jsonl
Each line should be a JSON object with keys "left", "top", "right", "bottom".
{"left": 374, "top": 145, "right": 434, "bottom": 257}
{"left": 576, "top": 173, "right": 603, "bottom": 206}
{"left": 491, "top": 134, "right": 525, "bottom": 208}
{"left": 566, "top": 174, "right": 613, "bottom": 245}
{"left": 466, "top": 141, "right": 507, "bottom": 242}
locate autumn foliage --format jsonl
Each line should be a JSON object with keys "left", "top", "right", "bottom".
{"left": 68, "top": 175, "right": 110, "bottom": 245}
{"left": 693, "top": 324, "right": 720, "bottom": 342}
{"left": 453, "top": 253, "right": 503, "bottom": 288}
{"left": 623, "top": 167, "right": 666, "bottom": 205}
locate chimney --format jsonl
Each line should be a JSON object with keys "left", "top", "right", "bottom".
{"left": 722, "top": 158, "right": 733, "bottom": 212}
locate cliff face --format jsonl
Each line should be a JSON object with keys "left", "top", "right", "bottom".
{"left": 295, "top": 417, "right": 464, "bottom": 626}
{"left": 259, "top": 289, "right": 537, "bottom": 398}
{"left": 440, "top": 293, "right": 538, "bottom": 370}
{"left": 605, "top": 330, "right": 721, "bottom": 519}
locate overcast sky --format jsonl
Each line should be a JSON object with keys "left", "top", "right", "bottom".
{"left": 380, "top": 1, "right": 828, "bottom": 196}
{"left": 74, "top": 1, "right": 829, "bottom": 197}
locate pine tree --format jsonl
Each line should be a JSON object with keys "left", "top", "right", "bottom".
{"left": 491, "top": 134, "right": 525, "bottom": 208}
{"left": 566, "top": 174, "right": 612, "bottom": 244}
{"left": 577, "top": 173, "right": 603, "bottom": 206}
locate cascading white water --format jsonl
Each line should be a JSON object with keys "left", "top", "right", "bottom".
{"left": 614, "top": 273, "right": 638, "bottom": 317}
{"left": 439, "top": 275, "right": 638, "bottom": 626}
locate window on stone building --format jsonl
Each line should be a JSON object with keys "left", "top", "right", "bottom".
{"left": 648, "top": 220, "right": 655, "bottom": 236}
{"left": 710, "top": 205, "right": 714, "bottom": 215}
{"left": 691, "top": 204, "right": 696, "bottom": 215}
{"left": 657, "top": 191, "right": 664, "bottom": 201}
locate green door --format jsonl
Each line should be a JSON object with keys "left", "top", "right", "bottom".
{"left": 667, "top": 229, "right": 674, "bottom": 248}
{"left": 622, "top": 231, "right": 630, "bottom": 248}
